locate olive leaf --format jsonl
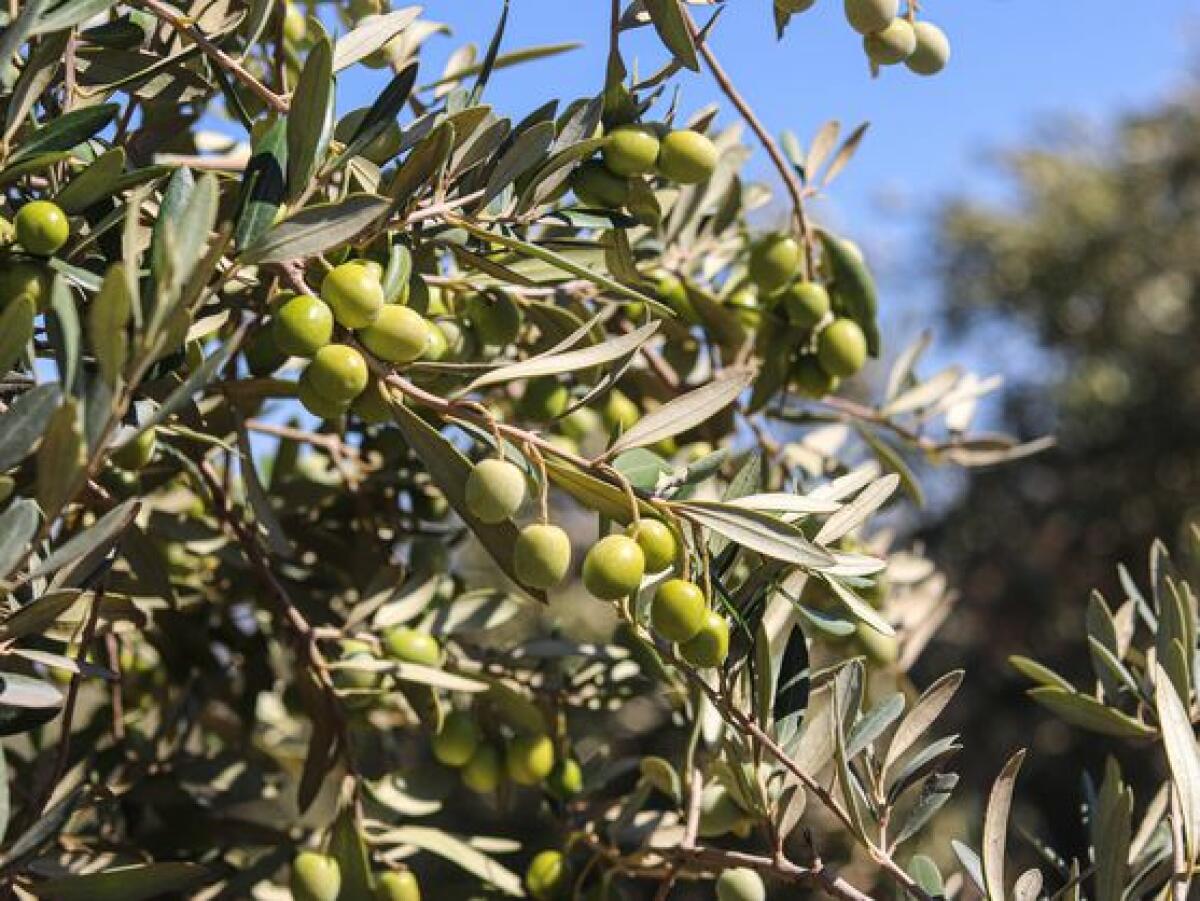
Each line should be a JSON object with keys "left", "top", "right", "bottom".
{"left": 88, "top": 264, "right": 133, "bottom": 387}
{"left": 331, "top": 7, "right": 421, "bottom": 72}
{"left": 9, "top": 104, "right": 118, "bottom": 163}
{"left": 27, "top": 862, "right": 209, "bottom": 900}
{"left": 982, "top": 749, "right": 1025, "bottom": 901}
{"left": 35, "top": 398, "right": 85, "bottom": 516}
{"left": 604, "top": 368, "right": 755, "bottom": 458}
{"left": 0, "top": 384, "right": 62, "bottom": 472}
{"left": 0, "top": 295, "right": 36, "bottom": 379}
{"left": 287, "top": 36, "right": 335, "bottom": 200}
{"left": 642, "top": 0, "right": 700, "bottom": 72}
{"left": 0, "top": 500, "right": 40, "bottom": 584}
{"left": 240, "top": 194, "right": 390, "bottom": 264}
{"left": 234, "top": 118, "right": 287, "bottom": 250}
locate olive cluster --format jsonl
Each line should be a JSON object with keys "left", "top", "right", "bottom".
{"left": 777, "top": 0, "right": 950, "bottom": 75}
{"left": 571, "top": 124, "right": 719, "bottom": 213}
{"left": 245, "top": 260, "right": 433, "bottom": 421}
{"left": 0, "top": 200, "right": 69, "bottom": 313}
{"left": 465, "top": 455, "right": 732, "bottom": 669}
{"left": 746, "top": 233, "right": 869, "bottom": 396}
{"left": 292, "top": 850, "right": 419, "bottom": 901}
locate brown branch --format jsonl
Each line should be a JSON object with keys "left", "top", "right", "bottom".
{"left": 131, "top": 0, "right": 289, "bottom": 115}
{"left": 682, "top": 9, "right": 814, "bottom": 277}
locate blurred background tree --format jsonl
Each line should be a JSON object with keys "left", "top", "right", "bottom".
{"left": 918, "top": 80, "right": 1200, "bottom": 861}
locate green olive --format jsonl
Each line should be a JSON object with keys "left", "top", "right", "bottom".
{"left": 111, "top": 427, "right": 156, "bottom": 471}
{"left": 321, "top": 262, "right": 384, "bottom": 329}
{"left": 307, "top": 344, "right": 369, "bottom": 402}
{"left": 697, "top": 785, "right": 749, "bottom": 837}
{"left": 547, "top": 757, "right": 583, "bottom": 799}
{"left": 352, "top": 378, "right": 395, "bottom": 423}
{"left": 843, "top": 0, "right": 898, "bottom": 34}
{"left": 864, "top": 17, "right": 917, "bottom": 65}
{"left": 14, "top": 201, "right": 69, "bottom": 256}
{"left": 291, "top": 852, "right": 341, "bottom": 901}
{"left": 282, "top": 2, "right": 307, "bottom": 42}
{"left": 625, "top": 519, "right": 677, "bottom": 574}
{"left": 581, "top": 534, "right": 645, "bottom": 600}
{"left": 358, "top": 304, "right": 431, "bottom": 364}
{"left": 778, "top": 281, "right": 830, "bottom": 328}
{"left": 298, "top": 370, "right": 351, "bottom": 420}
{"left": 374, "top": 870, "right": 421, "bottom": 901}
{"left": 559, "top": 407, "right": 602, "bottom": 442}
{"left": 462, "top": 744, "right": 503, "bottom": 793}
{"left": 651, "top": 579, "right": 707, "bottom": 643}
{"left": 748, "top": 234, "right": 801, "bottom": 293}
{"left": 716, "top": 867, "right": 766, "bottom": 901}
{"left": 464, "top": 292, "right": 522, "bottom": 347}
{"left": 382, "top": 626, "right": 441, "bottom": 667}
{"left": 513, "top": 523, "right": 573, "bottom": 590}
{"left": 507, "top": 732, "right": 555, "bottom": 786}
{"left": 600, "top": 390, "right": 640, "bottom": 433}
{"left": 525, "top": 850, "right": 568, "bottom": 901}
{"left": 273, "top": 293, "right": 334, "bottom": 357}
{"left": 465, "top": 458, "right": 526, "bottom": 523}
{"left": 431, "top": 710, "right": 479, "bottom": 767}
{"left": 906, "top": 21, "right": 951, "bottom": 75}
{"left": 601, "top": 125, "right": 661, "bottom": 177}
{"left": 244, "top": 327, "right": 285, "bottom": 376}
{"left": 816, "top": 319, "right": 868, "bottom": 378}
{"left": 0, "top": 259, "right": 51, "bottom": 311}
{"left": 571, "top": 160, "right": 631, "bottom": 208}
{"left": 656, "top": 130, "right": 718, "bottom": 184}
{"left": 518, "top": 378, "right": 570, "bottom": 421}
{"left": 678, "top": 610, "right": 729, "bottom": 668}
{"left": 792, "top": 355, "right": 840, "bottom": 398}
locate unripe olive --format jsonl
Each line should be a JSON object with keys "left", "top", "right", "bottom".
{"left": 625, "top": 519, "right": 677, "bottom": 574}
{"left": 283, "top": 2, "right": 307, "bottom": 43}
{"left": 725, "top": 286, "right": 760, "bottom": 329}
{"left": 464, "top": 292, "right": 522, "bottom": 347}
{"left": 431, "top": 710, "right": 479, "bottom": 767}
{"left": 112, "top": 427, "right": 156, "bottom": 471}
{"left": 411, "top": 486, "right": 449, "bottom": 521}
{"left": 465, "top": 458, "right": 526, "bottom": 523}
{"left": 571, "top": 160, "right": 631, "bottom": 208}
{"left": 547, "top": 757, "right": 583, "bottom": 799}
{"left": 273, "top": 293, "right": 334, "bottom": 357}
{"left": 359, "top": 259, "right": 385, "bottom": 282}
{"left": 857, "top": 622, "right": 899, "bottom": 665}
{"left": 507, "top": 733, "right": 555, "bottom": 786}
{"left": 651, "top": 579, "right": 707, "bottom": 643}
{"left": 792, "top": 355, "right": 840, "bottom": 398}
{"left": 374, "top": 870, "right": 421, "bottom": 901}
{"left": 656, "top": 130, "right": 719, "bottom": 184}
{"left": 462, "top": 743, "right": 503, "bottom": 793}
{"left": 358, "top": 304, "right": 431, "bottom": 364}
{"left": 716, "top": 868, "right": 767, "bottom": 901}
{"left": 559, "top": 407, "right": 602, "bottom": 442}
{"left": 525, "top": 850, "right": 568, "bottom": 901}
{"left": 678, "top": 610, "right": 729, "bottom": 668}
{"left": 843, "top": 0, "right": 898, "bottom": 34}
{"left": 382, "top": 626, "right": 441, "bottom": 667}
{"left": 697, "top": 785, "right": 748, "bottom": 837}
{"left": 513, "top": 523, "right": 573, "bottom": 590}
{"left": 243, "top": 326, "right": 283, "bottom": 376}
{"left": 333, "top": 642, "right": 381, "bottom": 693}
{"left": 308, "top": 344, "right": 369, "bottom": 402}
{"left": 864, "top": 17, "right": 917, "bottom": 65}
{"left": 352, "top": 378, "right": 395, "bottom": 424}
{"left": 748, "top": 234, "right": 801, "bottom": 293}
{"left": 291, "top": 852, "right": 341, "bottom": 901}
{"left": 335, "top": 107, "right": 404, "bottom": 165}
{"left": 600, "top": 390, "right": 640, "bottom": 433}
{"left": 654, "top": 272, "right": 700, "bottom": 322}
{"left": 779, "top": 281, "right": 830, "bottom": 328}
{"left": 0, "top": 217, "right": 12, "bottom": 245}
{"left": 0, "top": 259, "right": 51, "bottom": 310}
{"left": 321, "top": 262, "right": 384, "bottom": 329}
{"left": 816, "top": 319, "right": 868, "bottom": 378}
{"left": 601, "top": 125, "right": 661, "bottom": 177}
{"left": 14, "top": 201, "right": 69, "bottom": 256}
{"left": 298, "top": 370, "right": 351, "bottom": 420}
{"left": 582, "top": 535, "right": 645, "bottom": 600}
{"left": 906, "top": 21, "right": 951, "bottom": 75}
{"left": 518, "top": 378, "right": 570, "bottom": 421}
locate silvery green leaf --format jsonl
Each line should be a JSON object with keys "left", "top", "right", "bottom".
{"left": 606, "top": 368, "right": 754, "bottom": 457}
{"left": 1011, "top": 868, "right": 1043, "bottom": 901}
{"left": 461, "top": 321, "right": 659, "bottom": 393}
{"left": 331, "top": 7, "right": 421, "bottom": 71}
{"left": 1028, "top": 687, "right": 1154, "bottom": 739}
{"left": 1154, "top": 661, "right": 1200, "bottom": 864}
{"left": 1093, "top": 757, "right": 1132, "bottom": 901}
{"left": 846, "top": 692, "right": 904, "bottom": 759}
{"left": 375, "top": 826, "right": 523, "bottom": 896}
{"left": 677, "top": 500, "right": 834, "bottom": 569}
{"left": 814, "top": 473, "right": 899, "bottom": 545}
{"left": 884, "top": 670, "right": 963, "bottom": 777}
{"left": 241, "top": 194, "right": 389, "bottom": 265}
{"left": 0, "top": 384, "right": 62, "bottom": 472}
{"left": 982, "top": 749, "right": 1025, "bottom": 901}
{"left": 0, "top": 500, "right": 39, "bottom": 583}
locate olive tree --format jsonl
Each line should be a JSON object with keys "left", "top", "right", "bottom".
{"left": 1, "top": 0, "right": 1193, "bottom": 899}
